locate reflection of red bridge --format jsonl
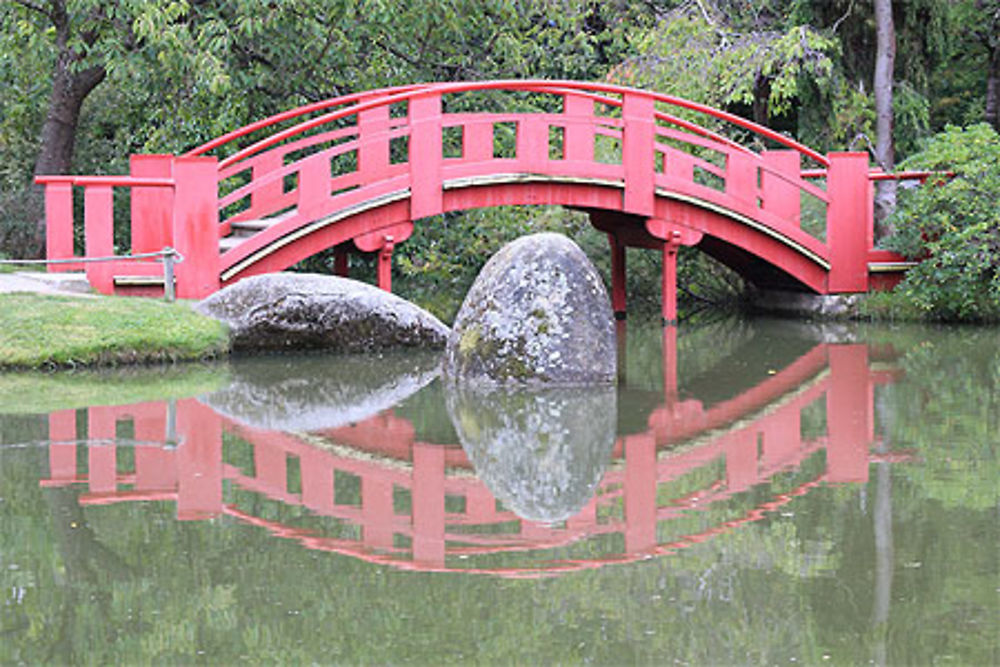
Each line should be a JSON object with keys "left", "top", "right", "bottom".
{"left": 37, "top": 81, "right": 916, "bottom": 322}
{"left": 42, "top": 343, "right": 901, "bottom": 577}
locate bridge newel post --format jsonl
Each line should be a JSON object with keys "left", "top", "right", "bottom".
{"left": 608, "top": 233, "right": 627, "bottom": 319}
{"left": 130, "top": 154, "right": 174, "bottom": 254}
{"left": 409, "top": 93, "right": 443, "bottom": 219}
{"left": 358, "top": 97, "right": 390, "bottom": 182}
{"left": 827, "top": 152, "right": 872, "bottom": 292}
{"left": 622, "top": 92, "right": 655, "bottom": 216}
{"left": 172, "top": 155, "right": 220, "bottom": 299}
{"left": 761, "top": 150, "right": 801, "bottom": 226}
{"left": 563, "top": 93, "right": 594, "bottom": 162}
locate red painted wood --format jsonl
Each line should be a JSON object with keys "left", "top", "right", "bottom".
{"left": 84, "top": 185, "right": 114, "bottom": 294}
{"left": 827, "top": 153, "right": 871, "bottom": 292}
{"left": 172, "top": 156, "right": 220, "bottom": 299}
{"left": 130, "top": 154, "right": 174, "bottom": 253}
{"left": 412, "top": 443, "right": 446, "bottom": 566}
{"left": 623, "top": 92, "right": 656, "bottom": 216}
{"left": 44, "top": 183, "right": 78, "bottom": 271}
{"left": 761, "top": 150, "right": 801, "bottom": 226}
{"left": 409, "top": 93, "right": 442, "bottom": 220}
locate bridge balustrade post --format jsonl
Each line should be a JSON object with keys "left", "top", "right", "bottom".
{"left": 130, "top": 154, "right": 174, "bottom": 253}
{"left": 622, "top": 92, "right": 655, "bottom": 216}
{"left": 409, "top": 93, "right": 443, "bottom": 219}
{"left": 172, "top": 156, "right": 220, "bottom": 299}
{"left": 563, "top": 94, "right": 594, "bottom": 162}
{"left": 761, "top": 150, "right": 801, "bottom": 226}
{"left": 725, "top": 150, "right": 758, "bottom": 208}
{"left": 358, "top": 100, "right": 390, "bottom": 183}
{"left": 250, "top": 151, "right": 284, "bottom": 218}
{"left": 44, "top": 181, "right": 77, "bottom": 272}
{"left": 827, "top": 152, "right": 872, "bottom": 292}
{"left": 84, "top": 185, "right": 115, "bottom": 294}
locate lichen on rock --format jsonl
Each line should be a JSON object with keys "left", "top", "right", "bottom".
{"left": 196, "top": 273, "right": 449, "bottom": 353}
{"left": 444, "top": 232, "right": 616, "bottom": 385}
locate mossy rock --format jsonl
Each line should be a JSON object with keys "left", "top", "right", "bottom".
{"left": 444, "top": 233, "right": 615, "bottom": 385}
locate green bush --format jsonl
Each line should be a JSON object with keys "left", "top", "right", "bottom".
{"left": 882, "top": 123, "right": 1000, "bottom": 322}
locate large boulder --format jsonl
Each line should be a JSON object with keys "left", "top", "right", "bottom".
{"left": 196, "top": 273, "right": 449, "bottom": 353}
{"left": 203, "top": 351, "right": 441, "bottom": 432}
{"left": 446, "top": 383, "right": 616, "bottom": 524}
{"left": 444, "top": 233, "right": 615, "bottom": 385}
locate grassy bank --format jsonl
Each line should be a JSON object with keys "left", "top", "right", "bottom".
{"left": 0, "top": 293, "right": 229, "bottom": 370}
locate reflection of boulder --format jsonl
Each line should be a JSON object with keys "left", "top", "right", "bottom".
{"left": 446, "top": 383, "right": 616, "bottom": 524}
{"left": 445, "top": 233, "right": 615, "bottom": 385}
{"left": 204, "top": 351, "right": 441, "bottom": 431}
{"left": 196, "top": 273, "right": 449, "bottom": 353}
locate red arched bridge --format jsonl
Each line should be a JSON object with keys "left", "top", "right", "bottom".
{"left": 41, "top": 341, "right": 910, "bottom": 578}
{"left": 37, "top": 80, "right": 915, "bottom": 321}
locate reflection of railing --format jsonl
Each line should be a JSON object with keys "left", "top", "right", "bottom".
{"left": 40, "top": 343, "right": 906, "bottom": 577}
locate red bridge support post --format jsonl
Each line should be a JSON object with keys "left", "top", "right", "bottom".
{"left": 827, "top": 152, "right": 872, "bottom": 292}
{"left": 661, "top": 238, "right": 680, "bottom": 325}
{"left": 377, "top": 236, "right": 394, "bottom": 292}
{"left": 608, "top": 234, "right": 627, "bottom": 319}
{"left": 172, "top": 156, "right": 220, "bottom": 299}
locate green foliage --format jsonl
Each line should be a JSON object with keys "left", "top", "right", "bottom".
{"left": 881, "top": 124, "right": 1000, "bottom": 321}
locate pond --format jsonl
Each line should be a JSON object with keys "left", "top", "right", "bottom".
{"left": 0, "top": 317, "right": 997, "bottom": 664}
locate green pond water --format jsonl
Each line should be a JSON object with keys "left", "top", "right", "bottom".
{"left": 0, "top": 317, "right": 996, "bottom": 665}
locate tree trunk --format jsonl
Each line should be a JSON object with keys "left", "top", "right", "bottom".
{"left": 986, "top": 43, "right": 1000, "bottom": 131}
{"left": 30, "top": 1, "right": 106, "bottom": 257}
{"left": 873, "top": 0, "right": 897, "bottom": 235}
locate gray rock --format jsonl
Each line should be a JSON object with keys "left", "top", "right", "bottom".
{"left": 445, "top": 233, "right": 615, "bottom": 385}
{"left": 203, "top": 351, "right": 441, "bottom": 431}
{"left": 196, "top": 273, "right": 449, "bottom": 353}
{"left": 446, "top": 383, "right": 616, "bottom": 524}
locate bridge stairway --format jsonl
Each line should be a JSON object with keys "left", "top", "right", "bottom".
{"left": 219, "top": 209, "right": 297, "bottom": 254}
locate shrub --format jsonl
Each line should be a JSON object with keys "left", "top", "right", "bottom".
{"left": 882, "top": 124, "right": 1000, "bottom": 322}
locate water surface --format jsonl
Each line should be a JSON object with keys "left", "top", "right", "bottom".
{"left": 1, "top": 318, "right": 996, "bottom": 664}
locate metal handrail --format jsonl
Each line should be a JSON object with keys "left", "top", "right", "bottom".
{"left": 0, "top": 248, "right": 184, "bottom": 301}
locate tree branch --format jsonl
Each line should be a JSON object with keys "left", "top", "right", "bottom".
{"left": 10, "top": 0, "right": 51, "bottom": 19}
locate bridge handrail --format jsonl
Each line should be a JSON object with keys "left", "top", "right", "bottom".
{"left": 212, "top": 80, "right": 831, "bottom": 171}
{"left": 184, "top": 83, "right": 432, "bottom": 158}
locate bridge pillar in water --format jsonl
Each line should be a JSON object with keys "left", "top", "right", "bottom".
{"left": 608, "top": 234, "right": 627, "bottom": 320}
{"left": 827, "top": 153, "right": 872, "bottom": 293}
{"left": 646, "top": 219, "right": 703, "bottom": 325}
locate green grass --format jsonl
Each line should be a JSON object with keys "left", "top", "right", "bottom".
{"left": 0, "top": 293, "right": 230, "bottom": 370}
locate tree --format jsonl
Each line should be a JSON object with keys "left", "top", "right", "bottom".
{"left": 872, "top": 0, "right": 897, "bottom": 227}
